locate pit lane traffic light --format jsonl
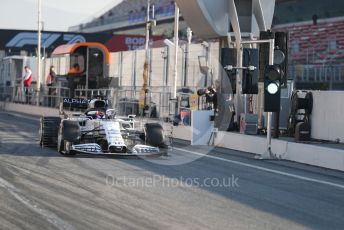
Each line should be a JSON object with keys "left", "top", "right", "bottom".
{"left": 264, "top": 65, "right": 281, "bottom": 112}
{"left": 259, "top": 31, "right": 288, "bottom": 88}
{"left": 274, "top": 32, "right": 288, "bottom": 88}
{"left": 242, "top": 48, "right": 259, "bottom": 94}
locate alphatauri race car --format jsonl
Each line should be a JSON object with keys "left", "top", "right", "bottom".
{"left": 39, "top": 97, "right": 168, "bottom": 157}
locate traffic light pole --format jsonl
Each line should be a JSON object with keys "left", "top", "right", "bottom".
{"left": 241, "top": 38, "right": 276, "bottom": 159}
{"left": 264, "top": 38, "right": 275, "bottom": 159}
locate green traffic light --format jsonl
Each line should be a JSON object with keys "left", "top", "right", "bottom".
{"left": 266, "top": 81, "right": 280, "bottom": 94}
{"left": 264, "top": 65, "right": 282, "bottom": 112}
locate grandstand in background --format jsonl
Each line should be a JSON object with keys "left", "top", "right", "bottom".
{"left": 275, "top": 16, "right": 344, "bottom": 90}
{"left": 69, "top": 0, "right": 344, "bottom": 35}
{"left": 67, "top": 0, "right": 344, "bottom": 90}
{"left": 273, "top": 0, "right": 344, "bottom": 25}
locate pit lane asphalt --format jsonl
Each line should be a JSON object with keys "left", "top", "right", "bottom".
{"left": 0, "top": 111, "right": 344, "bottom": 230}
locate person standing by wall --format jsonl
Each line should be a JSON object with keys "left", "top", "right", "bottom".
{"left": 46, "top": 65, "right": 56, "bottom": 107}
{"left": 23, "top": 66, "right": 32, "bottom": 104}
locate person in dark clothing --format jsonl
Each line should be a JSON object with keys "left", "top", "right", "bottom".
{"left": 312, "top": 14, "right": 318, "bottom": 25}
{"left": 46, "top": 65, "right": 56, "bottom": 107}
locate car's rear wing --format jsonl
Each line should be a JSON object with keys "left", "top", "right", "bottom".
{"left": 62, "top": 98, "right": 89, "bottom": 109}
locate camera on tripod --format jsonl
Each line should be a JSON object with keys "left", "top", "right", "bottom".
{"left": 197, "top": 86, "right": 217, "bottom": 112}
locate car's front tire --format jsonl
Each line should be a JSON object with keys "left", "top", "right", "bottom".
{"left": 57, "top": 120, "right": 79, "bottom": 156}
{"left": 144, "top": 123, "right": 165, "bottom": 147}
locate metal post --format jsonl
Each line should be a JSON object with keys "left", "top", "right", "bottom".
{"left": 235, "top": 45, "right": 243, "bottom": 124}
{"left": 133, "top": 50, "right": 137, "bottom": 96}
{"left": 184, "top": 27, "right": 192, "bottom": 87}
{"left": 144, "top": 0, "right": 151, "bottom": 90}
{"left": 145, "top": 0, "right": 150, "bottom": 52}
{"left": 36, "top": 0, "right": 42, "bottom": 106}
{"left": 86, "top": 47, "right": 89, "bottom": 92}
{"left": 119, "top": 52, "right": 123, "bottom": 87}
{"left": 265, "top": 38, "right": 275, "bottom": 158}
{"left": 162, "top": 46, "right": 167, "bottom": 86}
{"left": 274, "top": 111, "right": 280, "bottom": 138}
{"left": 172, "top": 2, "right": 179, "bottom": 99}
{"left": 148, "top": 3, "right": 154, "bottom": 87}
{"left": 205, "top": 44, "right": 209, "bottom": 87}
{"left": 181, "top": 44, "right": 186, "bottom": 86}
{"left": 166, "top": 46, "right": 170, "bottom": 85}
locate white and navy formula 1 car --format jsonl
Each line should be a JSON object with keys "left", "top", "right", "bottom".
{"left": 39, "top": 97, "right": 168, "bottom": 157}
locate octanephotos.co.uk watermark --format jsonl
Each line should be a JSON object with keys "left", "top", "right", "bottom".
{"left": 105, "top": 174, "right": 239, "bottom": 188}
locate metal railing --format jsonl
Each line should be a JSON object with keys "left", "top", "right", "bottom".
{"left": 0, "top": 85, "right": 37, "bottom": 105}
{"left": 42, "top": 86, "right": 70, "bottom": 108}
{"left": 74, "top": 88, "right": 114, "bottom": 100}
{"left": 113, "top": 88, "right": 172, "bottom": 118}
{"left": 0, "top": 85, "right": 70, "bottom": 108}
{"left": 289, "top": 64, "right": 344, "bottom": 82}
{"left": 72, "top": 87, "right": 172, "bottom": 119}
{"left": 1, "top": 84, "right": 173, "bottom": 118}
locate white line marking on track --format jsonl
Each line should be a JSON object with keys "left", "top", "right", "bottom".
{"left": 175, "top": 147, "right": 344, "bottom": 190}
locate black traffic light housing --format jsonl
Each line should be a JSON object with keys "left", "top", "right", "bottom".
{"left": 259, "top": 30, "right": 274, "bottom": 82}
{"left": 221, "top": 48, "right": 237, "bottom": 94}
{"left": 264, "top": 65, "right": 281, "bottom": 112}
{"left": 259, "top": 31, "right": 288, "bottom": 88}
{"left": 274, "top": 32, "right": 288, "bottom": 88}
{"left": 242, "top": 48, "right": 259, "bottom": 94}
{"left": 259, "top": 30, "right": 288, "bottom": 112}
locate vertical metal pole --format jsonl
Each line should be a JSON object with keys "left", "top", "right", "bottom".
{"left": 181, "top": 44, "right": 186, "bottom": 86}
{"left": 266, "top": 38, "right": 275, "bottom": 155}
{"left": 172, "top": 2, "right": 179, "bottom": 99}
{"left": 184, "top": 27, "right": 192, "bottom": 87}
{"left": 163, "top": 47, "right": 167, "bottom": 86}
{"left": 258, "top": 83, "right": 264, "bottom": 129}
{"left": 204, "top": 45, "right": 209, "bottom": 87}
{"left": 133, "top": 50, "right": 137, "bottom": 96}
{"left": 274, "top": 111, "right": 280, "bottom": 138}
{"left": 166, "top": 46, "right": 170, "bottom": 85}
{"left": 208, "top": 43, "right": 213, "bottom": 84}
{"left": 37, "top": 0, "right": 42, "bottom": 106}
{"left": 119, "top": 52, "right": 123, "bottom": 87}
{"left": 145, "top": 0, "right": 150, "bottom": 52}
{"left": 145, "top": 0, "right": 150, "bottom": 88}
{"left": 143, "top": 0, "right": 151, "bottom": 109}
{"left": 148, "top": 3, "right": 154, "bottom": 87}
{"left": 86, "top": 47, "right": 89, "bottom": 92}
{"left": 235, "top": 45, "right": 243, "bottom": 124}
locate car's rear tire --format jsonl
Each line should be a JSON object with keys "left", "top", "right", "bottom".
{"left": 39, "top": 116, "right": 61, "bottom": 148}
